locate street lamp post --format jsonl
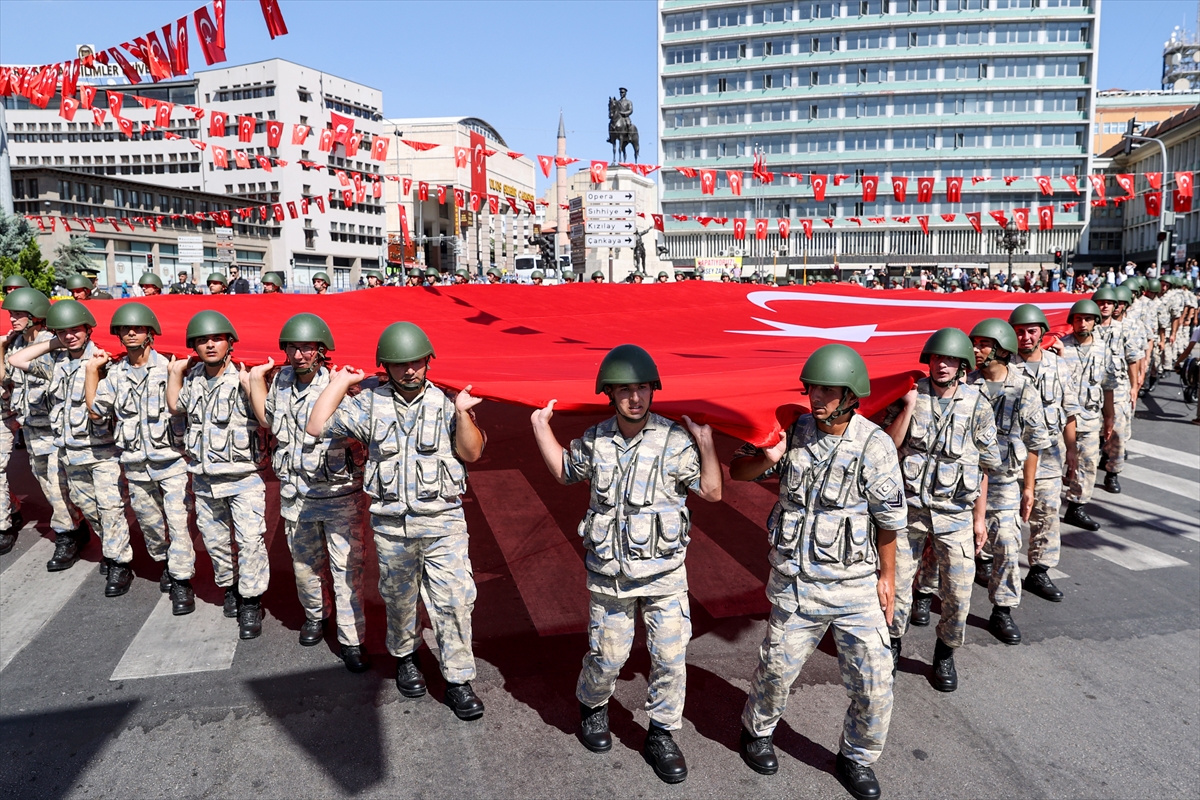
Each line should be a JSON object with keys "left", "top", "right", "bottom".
{"left": 994, "top": 221, "right": 1027, "bottom": 284}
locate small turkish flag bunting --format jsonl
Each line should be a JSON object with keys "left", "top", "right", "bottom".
{"left": 1146, "top": 173, "right": 1162, "bottom": 190}
{"left": 1013, "top": 208, "right": 1030, "bottom": 231}
{"left": 266, "top": 120, "right": 284, "bottom": 148}
{"left": 209, "top": 110, "right": 227, "bottom": 137}
{"left": 891, "top": 176, "right": 907, "bottom": 203}
{"left": 733, "top": 218, "right": 746, "bottom": 240}
{"left": 916, "top": 177, "right": 934, "bottom": 203}
{"left": 966, "top": 212, "right": 982, "bottom": 233}
{"left": 778, "top": 218, "right": 790, "bottom": 238}
{"left": 1088, "top": 174, "right": 1106, "bottom": 199}
{"left": 862, "top": 176, "right": 878, "bottom": 202}
{"left": 811, "top": 175, "right": 828, "bottom": 201}
{"left": 1175, "top": 172, "right": 1193, "bottom": 197}
{"left": 590, "top": 161, "right": 608, "bottom": 185}
{"left": 1062, "top": 175, "right": 1080, "bottom": 196}
{"left": 754, "top": 219, "right": 768, "bottom": 240}
{"left": 700, "top": 169, "right": 716, "bottom": 195}
{"left": 727, "top": 171, "right": 743, "bottom": 196}
{"left": 1034, "top": 175, "right": 1054, "bottom": 196}
{"left": 1116, "top": 174, "right": 1135, "bottom": 197}
{"left": 945, "top": 176, "right": 963, "bottom": 203}
{"left": 1037, "top": 205, "right": 1054, "bottom": 230}
{"left": 292, "top": 124, "right": 310, "bottom": 145}
{"left": 536, "top": 155, "right": 553, "bottom": 177}
{"left": 652, "top": 214, "right": 664, "bottom": 232}
{"left": 1144, "top": 191, "right": 1162, "bottom": 217}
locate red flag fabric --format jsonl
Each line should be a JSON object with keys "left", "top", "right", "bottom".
{"left": 234, "top": 150, "right": 250, "bottom": 169}
{"left": 891, "top": 177, "right": 907, "bottom": 203}
{"left": 117, "top": 116, "right": 134, "bottom": 138}
{"left": 470, "top": 192, "right": 481, "bottom": 213}
{"left": 470, "top": 131, "right": 489, "bottom": 198}
{"left": 418, "top": 182, "right": 429, "bottom": 202}
{"left": 727, "top": 171, "right": 743, "bottom": 196}
{"left": 506, "top": 196, "right": 520, "bottom": 214}
{"left": 916, "top": 177, "right": 934, "bottom": 203}
{"left": 1062, "top": 175, "right": 1080, "bottom": 196}
{"left": 1144, "top": 191, "right": 1162, "bottom": 217}
{"left": 286, "top": 201, "right": 298, "bottom": 219}
{"left": 372, "top": 179, "right": 382, "bottom": 200}
{"left": 940, "top": 214, "right": 956, "bottom": 223}
{"left": 79, "top": 84, "right": 96, "bottom": 110}
{"left": 754, "top": 219, "right": 768, "bottom": 240}
{"left": 292, "top": 124, "right": 310, "bottom": 145}
{"left": 209, "top": 110, "right": 227, "bottom": 137}
{"left": 1146, "top": 173, "right": 1162, "bottom": 190}
{"left": 401, "top": 140, "right": 438, "bottom": 152}
{"left": 1116, "top": 174, "right": 1135, "bottom": 197}
{"left": 271, "top": 203, "right": 284, "bottom": 222}
{"left": 589, "top": 161, "right": 608, "bottom": 185}
{"left": 525, "top": 200, "right": 536, "bottom": 214}
{"left": 193, "top": 6, "right": 227, "bottom": 65}
{"left": 454, "top": 188, "right": 464, "bottom": 208}
{"left": 456, "top": 148, "right": 470, "bottom": 169}
{"left": 237, "top": 115, "right": 255, "bottom": 142}
{"left": 811, "top": 175, "right": 828, "bottom": 202}
{"left": 265, "top": 120, "right": 283, "bottom": 148}
{"left": 733, "top": 219, "right": 747, "bottom": 240}
{"left": 154, "top": 101, "right": 173, "bottom": 129}
{"left": 163, "top": 17, "right": 189, "bottom": 75}
{"left": 1175, "top": 171, "right": 1193, "bottom": 197}
{"left": 401, "top": 177, "right": 412, "bottom": 196}
{"left": 778, "top": 218, "right": 790, "bottom": 238}
{"left": 259, "top": 0, "right": 289, "bottom": 39}
{"left": 1013, "top": 208, "right": 1030, "bottom": 231}
{"left": 371, "top": 136, "right": 389, "bottom": 161}
{"left": 800, "top": 219, "right": 813, "bottom": 239}
{"left": 822, "top": 218, "right": 835, "bottom": 228}
{"left": 1173, "top": 189, "right": 1193, "bottom": 214}
{"left": 314, "top": 195, "right": 325, "bottom": 213}
{"left": 318, "top": 128, "right": 334, "bottom": 152}
{"left": 61, "top": 59, "right": 81, "bottom": 99}
{"left": 971, "top": 176, "right": 991, "bottom": 186}
{"left": 506, "top": 151, "right": 523, "bottom": 160}
{"left": 1090, "top": 199, "right": 1107, "bottom": 208}
{"left": 862, "top": 175, "right": 878, "bottom": 203}
{"left": 437, "top": 185, "right": 447, "bottom": 205}
{"left": 346, "top": 134, "right": 363, "bottom": 159}
{"left": 398, "top": 205, "right": 409, "bottom": 244}
{"left": 58, "top": 96, "right": 80, "bottom": 122}
{"left": 213, "top": 0, "right": 227, "bottom": 47}
{"left": 832, "top": 174, "right": 849, "bottom": 186}
{"left": 342, "top": 189, "right": 355, "bottom": 208}
{"left": 108, "top": 91, "right": 125, "bottom": 118}
{"left": 700, "top": 170, "right": 716, "bottom": 195}
{"left": 989, "top": 210, "right": 1008, "bottom": 228}
{"left": 1088, "top": 174, "right": 1105, "bottom": 199}
{"left": 917, "top": 215, "right": 930, "bottom": 235}
{"left": 1003, "top": 176, "right": 1020, "bottom": 186}
{"left": 1037, "top": 205, "right": 1054, "bottom": 231}
{"left": 487, "top": 194, "right": 500, "bottom": 215}
{"left": 330, "top": 112, "right": 354, "bottom": 146}
{"left": 106, "top": 48, "right": 141, "bottom": 85}
{"left": 536, "top": 155, "right": 552, "bottom": 178}
{"left": 1034, "top": 175, "right": 1054, "bottom": 196}
{"left": 652, "top": 214, "right": 664, "bottom": 232}
{"left": 965, "top": 212, "right": 982, "bottom": 233}
{"left": 945, "top": 176, "right": 963, "bottom": 203}
{"left": 300, "top": 198, "right": 309, "bottom": 214}
{"left": 212, "top": 145, "right": 228, "bottom": 169}
{"left": 257, "top": 155, "right": 273, "bottom": 173}
{"left": 555, "top": 157, "right": 579, "bottom": 167}
{"left": 92, "top": 108, "right": 107, "bottom": 126}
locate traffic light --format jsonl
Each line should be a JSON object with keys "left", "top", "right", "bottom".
{"left": 1123, "top": 117, "right": 1136, "bottom": 156}
{"left": 1053, "top": 249, "right": 1063, "bottom": 265}
{"left": 1157, "top": 230, "right": 1168, "bottom": 243}
{"left": 146, "top": 253, "right": 154, "bottom": 270}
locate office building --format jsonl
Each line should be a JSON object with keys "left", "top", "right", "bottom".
{"left": 1092, "top": 89, "right": 1200, "bottom": 155}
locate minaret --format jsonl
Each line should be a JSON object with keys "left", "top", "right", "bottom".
{"left": 556, "top": 111, "right": 569, "bottom": 259}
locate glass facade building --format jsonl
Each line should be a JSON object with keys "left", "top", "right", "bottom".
{"left": 658, "top": 0, "right": 1099, "bottom": 269}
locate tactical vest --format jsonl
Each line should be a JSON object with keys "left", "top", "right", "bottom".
{"left": 576, "top": 414, "right": 693, "bottom": 581}
{"left": 766, "top": 414, "right": 881, "bottom": 583}
{"left": 107, "top": 351, "right": 186, "bottom": 466}
{"left": 967, "top": 369, "right": 1045, "bottom": 483}
{"left": 1013, "top": 351, "right": 1067, "bottom": 438}
{"left": 269, "top": 366, "right": 362, "bottom": 500}
{"left": 1061, "top": 335, "right": 1107, "bottom": 424}
{"left": 181, "top": 362, "right": 265, "bottom": 477}
{"left": 360, "top": 383, "right": 465, "bottom": 517}
{"left": 48, "top": 341, "right": 118, "bottom": 456}
{"left": 897, "top": 379, "right": 987, "bottom": 513}
{"left": 11, "top": 330, "right": 53, "bottom": 430}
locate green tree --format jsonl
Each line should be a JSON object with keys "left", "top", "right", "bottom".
{"left": 52, "top": 235, "right": 92, "bottom": 281}
{"left": 0, "top": 211, "right": 36, "bottom": 261}
{"left": 0, "top": 237, "right": 56, "bottom": 295}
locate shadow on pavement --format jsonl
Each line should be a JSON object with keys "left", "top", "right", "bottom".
{"left": 0, "top": 700, "right": 141, "bottom": 800}
{"left": 246, "top": 666, "right": 386, "bottom": 794}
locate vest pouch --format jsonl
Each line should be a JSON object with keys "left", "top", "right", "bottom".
{"left": 947, "top": 413, "right": 968, "bottom": 458}
{"left": 211, "top": 385, "right": 235, "bottom": 425}
{"left": 654, "top": 510, "right": 688, "bottom": 558}
{"left": 844, "top": 515, "right": 876, "bottom": 566}
{"left": 592, "top": 464, "right": 618, "bottom": 507}
{"left": 118, "top": 389, "right": 139, "bottom": 418}
{"left": 932, "top": 461, "right": 962, "bottom": 497}
{"left": 68, "top": 402, "right": 90, "bottom": 435}
{"left": 118, "top": 418, "right": 139, "bottom": 449}
{"left": 375, "top": 457, "right": 401, "bottom": 502}
{"left": 272, "top": 447, "right": 291, "bottom": 479}
{"left": 901, "top": 453, "right": 925, "bottom": 496}
{"left": 625, "top": 512, "right": 656, "bottom": 559}
{"left": 580, "top": 511, "right": 616, "bottom": 562}
{"left": 414, "top": 456, "right": 441, "bottom": 501}
{"left": 810, "top": 514, "right": 846, "bottom": 564}
{"left": 168, "top": 414, "right": 187, "bottom": 447}
{"left": 960, "top": 463, "right": 981, "bottom": 494}
{"left": 1084, "top": 383, "right": 1102, "bottom": 410}
{"left": 369, "top": 419, "right": 399, "bottom": 460}
{"left": 908, "top": 410, "right": 929, "bottom": 444}
{"left": 207, "top": 425, "right": 232, "bottom": 462}
{"left": 185, "top": 425, "right": 202, "bottom": 457}
{"left": 625, "top": 451, "right": 660, "bottom": 507}
{"left": 415, "top": 405, "right": 441, "bottom": 454}
{"left": 26, "top": 382, "right": 46, "bottom": 410}
{"left": 769, "top": 506, "right": 802, "bottom": 554}
{"left": 1040, "top": 376, "right": 1058, "bottom": 404}
{"left": 819, "top": 452, "right": 859, "bottom": 509}
{"left": 146, "top": 382, "right": 166, "bottom": 422}
{"left": 1009, "top": 434, "right": 1028, "bottom": 466}
{"left": 324, "top": 446, "right": 349, "bottom": 479}
{"left": 232, "top": 426, "right": 254, "bottom": 461}
{"left": 783, "top": 454, "right": 813, "bottom": 504}
{"left": 440, "top": 458, "right": 466, "bottom": 499}
{"left": 1043, "top": 405, "right": 1062, "bottom": 433}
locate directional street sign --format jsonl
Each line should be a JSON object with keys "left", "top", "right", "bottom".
{"left": 177, "top": 235, "right": 204, "bottom": 264}
{"left": 585, "top": 235, "right": 636, "bottom": 247}
{"left": 585, "top": 219, "right": 636, "bottom": 233}
{"left": 586, "top": 190, "right": 636, "bottom": 205}
{"left": 585, "top": 206, "right": 635, "bottom": 219}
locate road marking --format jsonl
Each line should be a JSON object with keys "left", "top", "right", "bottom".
{"left": 0, "top": 529, "right": 92, "bottom": 672}
{"left": 1116, "top": 463, "right": 1199, "bottom": 500}
{"left": 1062, "top": 528, "right": 1189, "bottom": 571}
{"left": 110, "top": 594, "right": 238, "bottom": 681}
{"left": 1088, "top": 493, "right": 1200, "bottom": 542}
{"left": 1125, "top": 440, "right": 1200, "bottom": 471}
{"left": 685, "top": 525, "right": 769, "bottom": 618}
{"left": 719, "top": 465, "right": 777, "bottom": 529}
{"left": 470, "top": 470, "right": 589, "bottom": 636}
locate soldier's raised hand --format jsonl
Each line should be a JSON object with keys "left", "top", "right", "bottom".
{"left": 763, "top": 431, "right": 788, "bottom": 464}
{"left": 681, "top": 415, "right": 713, "bottom": 448}
{"left": 86, "top": 349, "right": 112, "bottom": 371}
{"left": 454, "top": 384, "right": 482, "bottom": 413}
{"left": 530, "top": 399, "right": 556, "bottom": 430}
{"left": 331, "top": 365, "right": 365, "bottom": 387}
{"left": 248, "top": 357, "right": 276, "bottom": 379}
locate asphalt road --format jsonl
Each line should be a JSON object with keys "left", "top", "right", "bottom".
{"left": 2, "top": 374, "right": 1197, "bottom": 800}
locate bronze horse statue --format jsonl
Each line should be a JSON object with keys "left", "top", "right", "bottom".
{"left": 608, "top": 96, "right": 639, "bottom": 164}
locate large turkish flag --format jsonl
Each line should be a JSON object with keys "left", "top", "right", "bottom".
{"left": 62, "top": 286, "right": 1077, "bottom": 447}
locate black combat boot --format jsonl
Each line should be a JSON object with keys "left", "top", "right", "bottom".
{"left": 340, "top": 645, "right": 370, "bottom": 673}
{"left": 298, "top": 618, "right": 324, "bottom": 646}
{"left": 643, "top": 725, "right": 687, "bottom": 784}
{"left": 911, "top": 591, "right": 933, "bottom": 626}
{"left": 238, "top": 596, "right": 263, "bottom": 639}
{"left": 988, "top": 605, "right": 1022, "bottom": 645}
{"left": 159, "top": 565, "right": 172, "bottom": 593}
{"left": 445, "top": 682, "right": 484, "bottom": 720}
{"left": 104, "top": 561, "right": 134, "bottom": 597}
{"left": 170, "top": 578, "right": 196, "bottom": 616}
{"left": 739, "top": 728, "right": 778, "bottom": 775}
{"left": 889, "top": 637, "right": 902, "bottom": 676}
{"left": 1103, "top": 471, "right": 1121, "bottom": 494}
{"left": 0, "top": 510, "right": 24, "bottom": 555}
{"left": 974, "top": 557, "right": 994, "bottom": 588}
{"left": 1063, "top": 502, "right": 1100, "bottom": 531}
{"left": 1023, "top": 565, "right": 1064, "bottom": 602}
{"left": 579, "top": 703, "right": 612, "bottom": 753}
{"left": 222, "top": 586, "right": 241, "bottom": 618}
{"left": 98, "top": 557, "right": 109, "bottom": 576}
{"left": 395, "top": 653, "right": 427, "bottom": 697}
{"left": 835, "top": 752, "right": 881, "bottom": 800}
{"left": 931, "top": 638, "right": 958, "bottom": 693}
{"left": 46, "top": 531, "right": 81, "bottom": 572}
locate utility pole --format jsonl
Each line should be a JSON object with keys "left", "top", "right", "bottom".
{"left": 0, "top": 101, "right": 13, "bottom": 215}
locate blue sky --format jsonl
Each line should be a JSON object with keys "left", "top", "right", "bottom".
{"left": 0, "top": 0, "right": 1196, "bottom": 193}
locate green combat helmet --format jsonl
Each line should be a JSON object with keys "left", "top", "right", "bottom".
{"left": 46, "top": 298, "right": 97, "bottom": 330}
{"left": 1008, "top": 303, "right": 1049, "bottom": 332}
{"left": 376, "top": 322, "right": 434, "bottom": 365}
{"left": 312, "top": 271, "right": 331, "bottom": 284}
{"left": 3, "top": 274, "right": 31, "bottom": 290}
{"left": 969, "top": 318, "right": 1018, "bottom": 365}
{"left": 206, "top": 272, "right": 228, "bottom": 287}
{"left": 364, "top": 270, "right": 384, "bottom": 282}
{"left": 1146, "top": 278, "right": 1162, "bottom": 295}
{"left": 424, "top": 267, "right": 439, "bottom": 278}
{"left": 2, "top": 287, "right": 51, "bottom": 319}
{"left": 657, "top": 271, "right": 669, "bottom": 280}
{"left": 65, "top": 274, "right": 94, "bottom": 291}
{"left": 138, "top": 273, "right": 164, "bottom": 290}
{"left": 1113, "top": 284, "right": 1133, "bottom": 305}
{"left": 530, "top": 270, "right": 544, "bottom": 280}
{"left": 1066, "top": 299, "right": 1101, "bottom": 323}
{"left": 185, "top": 310, "right": 238, "bottom": 348}
{"left": 1091, "top": 285, "right": 1119, "bottom": 304}
{"left": 279, "top": 312, "right": 335, "bottom": 351}
{"left": 595, "top": 344, "right": 661, "bottom": 394}
{"left": 920, "top": 327, "right": 975, "bottom": 366}
{"left": 455, "top": 269, "right": 469, "bottom": 279}
{"left": 591, "top": 270, "right": 604, "bottom": 280}
{"left": 109, "top": 302, "right": 162, "bottom": 335}
{"left": 800, "top": 343, "right": 871, "bottom": 399}
{"left": 261, "top": 272, "right": 284, "bottom": 288}
{"left": 486, "top": 267, "right": 502, "bottom": 278}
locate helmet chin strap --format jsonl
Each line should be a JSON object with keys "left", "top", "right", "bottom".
{"left": 293, "top": 349, "right": 325, "bottom": 376}
{"left": 932, "top": 359, "right": 966, "bottom": 387}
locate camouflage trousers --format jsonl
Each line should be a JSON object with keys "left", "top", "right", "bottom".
{"left": 127, "top": 470, "right": 195, "bottom": 581}
{"left": 284, "top": 494, "right": 367, "bottom": 647}
{"left": 890, "top": 509, "right": 975, "bottom": 648}
{"left": 0, "top": 418, "right": 20, "bottom": 529}
{"left": 64, "top": 459, "right": 132, "bottom": 564}
{"left": 742, "top": 602, "right": 893, "bottom": 766}
{"left": 1105, "top": 390, "right": 1133, "bottom": 474}
{"left": 1027, "top": 477, "right": 1063, "bottom": 569}
{"left": 375, "top": 527, "right": 477, "bottom": 683}
{"left": 194, "top": 480, "right": 269, "bottom": 598}
{"left": 1065, "top": 429, "right": 1101, "bottom": 505}
{"left": 577, "top": 591, "right": 691, "bottom": 731}
{"left": 982, "top": 482, "right": 1022, "bottom": 608}
{"left": 27, "top": 432, "right": 82, "bottom": 534}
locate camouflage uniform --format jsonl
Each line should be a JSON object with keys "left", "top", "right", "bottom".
{"left": 11, "top": 330, "right": 82, "bottom": 535}
{"left": 563, "top": 413, "right": 700, "bottom": 731}
{"left": 888, "top": 378, "right": 1000, "bottom": 648}
{"left": 92, "top": 350, "right": 194, "bottom": 580}
{"left": 1, "top": 333, "right": 28, "bottom": 530}
{"left": 965, "top": 367, "right": 1051, "bottom": 607}
{"left": 1095, "top": 318, "right": 1141, "bottom": 474}
{"left": 177, "top": 361, "right": 269, "bottom": 597}
{"left": 738, "top": 413, "right": 907, "bottom": 767}
{"left": 266, "top": 365, "right": 367, "bottom": 647}
{"left": 26, "top": 341, "right": 130, "bottom": 563}
{"left": 323, "top": 378, "right": 476, "bottom": 683}
{"left": 1011, "top": 349, "right": 1076, "bottom": 570}
{"left": 1059, "top": 333, "right": 1118, "bottom": 506}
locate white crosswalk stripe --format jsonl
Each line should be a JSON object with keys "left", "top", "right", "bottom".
{"left": 1, "top": 527, "right": 93, "bottom": 672}
{"left": 1117, "top": 462, "right": 1200, "bottom": 501}
{"left": 1089, "top": 493, "right": 1200, "bottom": 543}
{"left": 1062, "top": 528, "right": 1189, "bottom": 571}
{"left": 1125, "top": 440, "right": 1200, "bottom": 471}
{"left": 110, "top": 594, "right": 238, "bottom": 681}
